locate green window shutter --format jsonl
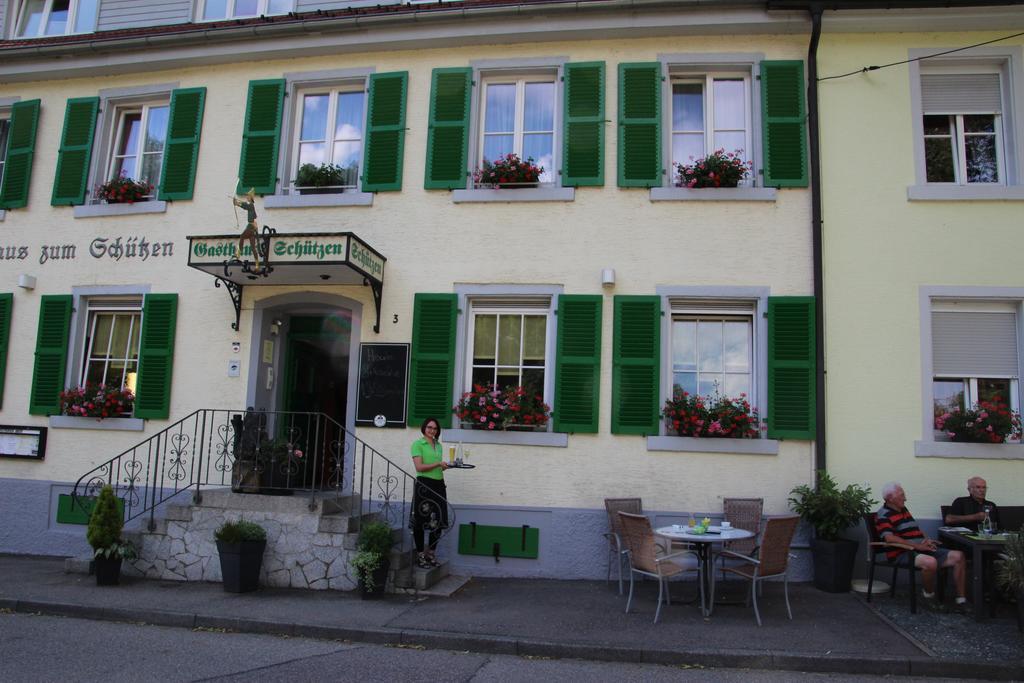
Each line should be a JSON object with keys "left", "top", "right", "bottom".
{"left": 408, "top": 293, "right": 457, "bottom": 428}
{"left": 236, "top": 79, "right": 285, "bottom": 195}
{"left": 362, "top": 71, "right": 408, "bottom": 192}
{"left": 29, "top": 295, "right": 72, "bottom": 416}
{"left": 611, "top": 295, "right": 661, "bottom": 435}
{"left": 767, "top": 296, "right": 815, "bottom": 439}
{"left": 761, "top": 60, "right": 808, "bottom": 188}
{"left": 562, "top": 62, "right": 605, "bottom": 187}
{"left": 0, "top": 293, "right": 12, "bottom": 408}
{"left": 51, "top": 97, "right": 99, "bottom": 206}
{"left": 617, "top": 62, "right": 661, "bottom": 188}
{"left": 554, "top": 294, "right": 602, "bottom": 433}
{"left": 0, "top": 99, "right": 41, "bottom": 210}
{"left": 135, "top": 293, "right": 179, "bottom": 420}
{"left": 424, "top": 67, "right": 472, "bottom": 190}
{"left": 158, "top": 87, "right": 206, "bottom": 201}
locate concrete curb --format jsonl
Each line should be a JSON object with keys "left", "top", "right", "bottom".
{"left": 2, "top": 597, "right": 1022, "bottom": 681}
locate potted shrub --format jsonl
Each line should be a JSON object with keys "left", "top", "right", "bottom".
{"left": 789, "top": 471, "right": 876, "bottom": 593}
{"left": 996, "top": 526, "right": 1024, "bottom": 631}
{"left": 473, "top": 153, "right": 544, "bottom": 188}
{"left": 215, "top": 519, "right": 267, "bottom": 593}
{"left": 86, "top": 485, "right": 136, "bottom": 586}
{"left": 675, "top": 149, "right": 752, "bottom": 188}
{"left": 295, "top": 162, "right": 347, "bottom": 194}
{"left": 349, "top": 520, "right": 394, "bottom": 598}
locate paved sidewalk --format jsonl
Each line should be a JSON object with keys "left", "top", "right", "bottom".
{"left": 0, "top": 555, "right": 1020, "bottom": 680}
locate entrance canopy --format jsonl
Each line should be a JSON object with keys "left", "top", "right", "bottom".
{"left": 187, "top": 231, "right": 386, "bottom": 332}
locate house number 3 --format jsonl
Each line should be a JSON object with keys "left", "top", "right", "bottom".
{"left": 393, "top": 314, "right": 399, "bottom": 324}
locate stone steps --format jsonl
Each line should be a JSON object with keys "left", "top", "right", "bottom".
{"left": 67, "top": 489, "right": 457, "bottom": 595}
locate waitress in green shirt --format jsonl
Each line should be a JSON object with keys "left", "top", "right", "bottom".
{"left": 410, "top": 417, "right": 449, "bottom": 568}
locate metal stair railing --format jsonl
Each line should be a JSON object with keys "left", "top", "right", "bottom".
{"left": 70, "top": 408, "right": 457, "bottom": 556}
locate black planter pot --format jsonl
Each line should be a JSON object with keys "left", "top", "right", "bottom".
{"left": 359, "top": 559, "right": 390, "bottom": 599}
{"left": 94, "top": 556, "right": 123, "bottom": 586}
{"left": 217, "top": 539, "right": 266, "bottom": 593}
{"left": 811, "top": 537, "right": 860, "bottom": 593}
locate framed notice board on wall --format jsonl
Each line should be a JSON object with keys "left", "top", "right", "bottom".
{"left": 356, "top": 343, "right": 409, "bottom": 427}
{"left": 0, "top": 425, "right": 47, "bottom": 460}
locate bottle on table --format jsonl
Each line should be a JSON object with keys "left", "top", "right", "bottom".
{"left": 981, "top": 506, "right": 993, "bottom": 536}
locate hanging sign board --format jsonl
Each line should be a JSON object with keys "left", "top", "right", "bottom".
{"left": 355, "top": 343, "right": 409, "bottom": 427}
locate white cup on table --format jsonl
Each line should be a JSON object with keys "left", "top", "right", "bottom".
{"left": 721, "top": 521, "right": 732, "bottom": 529}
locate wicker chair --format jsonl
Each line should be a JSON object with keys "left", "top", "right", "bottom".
{"left": 716, "top": 497, "right": 763, "bottom": 579}
{"left": 604, "top": 498, "right": 643, "bottom": 595}
{"left": 618, "top": 511, "right": 703, "bottom": 623}
{"left": 717, "top": 515, "right": 800, "bottom": 626}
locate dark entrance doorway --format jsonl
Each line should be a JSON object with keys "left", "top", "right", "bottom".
{"left": 281, "top": 314, "right": 350, "bottom": 487}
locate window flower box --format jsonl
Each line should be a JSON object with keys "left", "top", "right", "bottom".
{"left": 935, "top": 397, "right": 1022, "bottom": 444}
{"left": 454, "top": 383, "right": 551, "bottom": 431}
{"left": 473, "top": 153, "right": 544, "bottom": 190}
{"left": 60, "top": 384, "right": 134, "bottom": 420}
{"left": 675, "top": 149, "right": 752, "bottom": 189}
{"left": 96, "top": 174, "right": 153, "bottom": 204}
{"left": 661, "top": 391, "right": 763, "bottom": 439}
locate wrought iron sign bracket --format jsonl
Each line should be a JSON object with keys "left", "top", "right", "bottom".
{"left": 365, "top": 277, "right": 383, "bottom": 333}
{"left": 214, "top": 277, "right": 243, "bottom": 331}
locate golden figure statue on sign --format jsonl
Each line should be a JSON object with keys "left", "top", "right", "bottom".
{"left": 233, "top": 188, "right": 261, "bottom": 271}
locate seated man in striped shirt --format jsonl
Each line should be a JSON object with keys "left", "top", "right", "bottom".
{"left": 877, "top": 482, "right": 968, "bottom": 612}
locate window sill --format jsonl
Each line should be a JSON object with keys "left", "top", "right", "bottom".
{"left": 649, "top": 187, "right": 778, "bottom": 202}
{"left": 907, "top": 185, "right": 1024, "bottom": 201}
{"left": 49, "top": 415, "right": 145, "bottom": 432}
{"left": 443, "top": 428, "right": 568, "bottom": 448}
{"left": 73, "top": 201, "right": 167, "bottom": 218}
{"left": 647, "top": 435, "right": 779, "bottom": 455}
{"left": 451, "top": 187, "right": 575, "bottom": 203}
{"left": 915, "top": 440, "right": 1024, "bottom": 459}
{"left": 263, "top": 192, "right": 374, "bottom": 209}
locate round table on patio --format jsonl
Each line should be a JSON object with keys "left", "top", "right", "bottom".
{"left": 655, "top": 525, "right": 755, "bottom": 616}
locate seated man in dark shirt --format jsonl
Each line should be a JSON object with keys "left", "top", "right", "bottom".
{"left": 877, "top": 482, "right": 967, "bottom": 612}
{"left": 945, "top": 476, "right": 1000, "bottom": 532}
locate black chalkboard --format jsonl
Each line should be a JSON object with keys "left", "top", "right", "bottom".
{"left": 355, "top": 343, "right": 409, "bottom": 427}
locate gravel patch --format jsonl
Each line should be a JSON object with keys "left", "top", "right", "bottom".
{"left": 865, "top": 590, "right": 1022, "bottom": 663}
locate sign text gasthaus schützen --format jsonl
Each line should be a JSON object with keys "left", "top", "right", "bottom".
{"left": 190, "top": 234, "right": 384, "bottom": 280}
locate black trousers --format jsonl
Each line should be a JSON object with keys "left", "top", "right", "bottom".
{"left": 410, "top": 477, "right": 449, "bottom": 552}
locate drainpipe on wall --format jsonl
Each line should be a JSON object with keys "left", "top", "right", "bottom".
{"left": 805, "top": 5, "right": 826, "bottom": 476}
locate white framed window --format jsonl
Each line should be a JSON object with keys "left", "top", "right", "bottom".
{"left": 465, "top": 296, "right": 552, "bottom": 401}
{"left": 909, "top": 48, "right": 1024, "bottom": 200}
{"left": 921, "top": 67, "right": 1006, "bottom": 185}
{"left": 670, "top": 73, "right": 752, "bottom": 174}
{"left": 0, "top": 112, "right": 10, "bottom": 189}
{"left": 103, "top": 102, "right": 169, "bottom": 197}
{"left": 290, "top": 85, "right": 366, "bottom": 193}
{"left": 477, "top": 73, "right": 556, "bottom": 185}
{"left": 79, "top": 298, "right": 142, "bottom": 393}
{"left": 197, "top": 0, "right": 292, "bottom": 21}
{"left": 931, "top": 299, "right": 1020, "bottom": 440}
{"left": 670, "top": 299, "right": 755, "bottom": 400}
{"left": 12, "top": 0, "right": 97, "bottom": 38}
